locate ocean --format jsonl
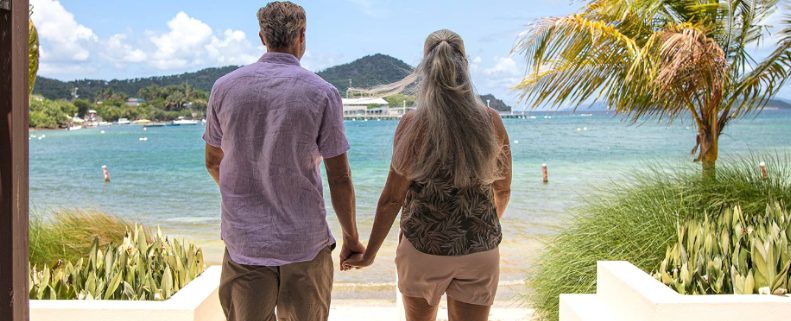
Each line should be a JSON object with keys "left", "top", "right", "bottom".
{"left": 29, "top": 109, "right": 791, "bottom": 301}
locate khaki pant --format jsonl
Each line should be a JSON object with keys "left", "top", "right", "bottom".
{"left": 219, "top": 247, "right": 333, "bottom": 321}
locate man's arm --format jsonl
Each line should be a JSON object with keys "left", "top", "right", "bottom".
{"left": 205, "top": 143, "right": 223, "bottom": 185}
{"left": 324, "top": 152, "right": 364, "bottom": 266}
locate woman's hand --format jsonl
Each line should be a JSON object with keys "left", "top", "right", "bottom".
{"left": 341, "top": 252, "right": 375, "bottom": 270}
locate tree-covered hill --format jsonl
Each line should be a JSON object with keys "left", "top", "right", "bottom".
{"left": 33, "top": 66, "right": 239, "bottom": 101}
{"left": 316, "top": 53, "right": 414, "bottom": 95}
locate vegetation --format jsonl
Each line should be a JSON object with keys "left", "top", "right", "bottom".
{"left": 383, "top": 93, "right": 416, "bottom": 108}
{"left": 29, "top": 6, "right": 39, "bottom": 96}
{"left": 528, "top": 154, "right": 791, "bottom": 321}
{"left": 29, "top": 224, "right": 205, "bottom": 300}
{"left": 654, "top": 203, "right": 790, "bottom": 295}
{"left": 479, "top": 94, "right": 513, "bottom": 113}
{"left": 29, "top": 96, "right": 77, "bottom": 129}
{"left": 514, "top": 0, "right": 791, "bottom": 178}
{"left": 29, "top": 210, "right": 132, "bottom": 267}
{"left": 33, "top": 66, "right": 238, "bottom": 101}
{"left": 318, "top": 54, "right": 414, "bottom": 95}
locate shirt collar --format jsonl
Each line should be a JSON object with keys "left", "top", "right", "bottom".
{"left": 258, "top": 52, "right": 301, "bottom": 66}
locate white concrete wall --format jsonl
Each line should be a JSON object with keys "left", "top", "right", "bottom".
{"left": 560, "top": 261, "right": 791, "bottom": 321}
{"left": 31, "top": 266, "right": 224, "bottom": 321}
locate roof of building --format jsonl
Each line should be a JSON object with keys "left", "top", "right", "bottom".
{"left": 341, "top": 97, "right": 389, "bottom": 106}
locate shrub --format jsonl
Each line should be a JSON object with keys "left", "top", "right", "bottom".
{"left": 654, "top": 203, "right": 790, "bottom": 295}
{"left": 29, "top": 209, "right": 131, "bottom": 267}
{"left": 29, "top": 225, "right": 205, "bottom": 301}
{"left": 527, "top": 154, "right": 791, "bottom": 321}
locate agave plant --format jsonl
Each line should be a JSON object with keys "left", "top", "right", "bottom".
{"left": 515, "top": 0, "right": 791, "bottom": 179}
{"left": 654, "top": 202, "right": 791, "bottom": 295}
{"left": 29, "top": 225, "right": 205, "bottom": 301}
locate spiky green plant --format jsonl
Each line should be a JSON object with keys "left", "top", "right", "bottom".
{"left": 29, "top": 224, "right": 205, "bottom": 301}
{"left": 29, "top": 209, "right": 132, "bottom": 267}
{"left": 514, "top": 0, "right": 791, "bottom": 178}
{"left": 655, "top": 203, "right": 791, "bottom": 295}
{"left": 527, "top": 154, "right": 791, "bottom": 321}
{"left": 29, "top": 5, "right": 38, "bottom": 96}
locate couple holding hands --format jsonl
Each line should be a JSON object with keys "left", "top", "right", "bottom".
{"left": 204, "top": 2, "right": 512, "bottom": 321}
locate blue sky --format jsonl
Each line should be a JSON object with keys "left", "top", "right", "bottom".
{"left": 32, "top": 0, "right": 789, "bottom": 107}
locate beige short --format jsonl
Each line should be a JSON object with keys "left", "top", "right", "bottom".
{"left": 218, "top": 247, "right": 333, "bottom": 321}
{"left": 395, "top": 236, "right": 500, "bottom": 306}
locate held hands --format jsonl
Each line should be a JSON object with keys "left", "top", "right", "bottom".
{"left": 341, "top": 251, "right": 374, "bottom": 270}
{"left": 339, "top": 238, "right": 365, "bottom": 271}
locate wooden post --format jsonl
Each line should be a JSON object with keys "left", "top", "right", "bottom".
{"left": 1, "top": 1, "right": 31, "bottom": 321}
{"left": 541, "top": 163, "right": 549, "bottom": 183}
{"left": 760, "top": 162, "right": 767, "bottom": 179}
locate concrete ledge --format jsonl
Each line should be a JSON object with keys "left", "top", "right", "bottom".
{"left": 31, "top": 265, "right": 223, "bottom": 321}
{"left": 560, "top": 261, "right": 791, "bottom": 321}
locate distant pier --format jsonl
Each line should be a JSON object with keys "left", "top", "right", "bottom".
{"left": 344, "top": 113, "right": 531, "bottom": 121}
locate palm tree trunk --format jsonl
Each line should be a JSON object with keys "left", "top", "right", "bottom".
{"left": 699, "top": 117, "right": 719, "bottom": 180}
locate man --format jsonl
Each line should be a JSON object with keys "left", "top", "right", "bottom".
{"left": 203, "top": 2, "right": 363, "bottom": 320}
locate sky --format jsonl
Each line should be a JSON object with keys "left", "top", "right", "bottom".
{"left": 31, "top": 0, "right": 790, "bottom": 107}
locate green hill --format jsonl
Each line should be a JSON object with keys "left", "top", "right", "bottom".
{"left": 33, "top": 66, "right": 238, "bottom": 101}
{"left": 316, "top": 54, "right": 414, "bottom": 95}
{"left": 32, "top": 53, "right": 512, "bottom": 111}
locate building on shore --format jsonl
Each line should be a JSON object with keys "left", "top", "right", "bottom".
{"left": 342, "top": 97, "right": 391, "bottom": 116}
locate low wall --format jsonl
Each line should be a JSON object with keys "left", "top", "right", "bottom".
{"left": 560, "top": 261, "right": 791, "bottom": 321}
{"left": 31, "top": 265, "right": 224, "bottom": 321}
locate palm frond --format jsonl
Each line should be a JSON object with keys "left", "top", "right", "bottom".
{"left": 727, "top": 10, "right": 791, "bottom": 118}
{"left": 513, "top": 14, "right": 641, "bottom": 109}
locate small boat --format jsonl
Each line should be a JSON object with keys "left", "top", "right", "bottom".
{"left": 171, "top": 117, "right": 199, "bottom": 126}
{"left": 144, "top": 122, "right": 168, "bottom": 128}
{"left": 67, "top": 125, "right": 82, "bottom": 131}
{"left": 116, "top": 118, "right": 131, "bottom": 125}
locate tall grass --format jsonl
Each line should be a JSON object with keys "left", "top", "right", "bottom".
{"left": 29, "top": 209, "right": 132, "bottom": 267}
{"left": 527, "top": 154, "right": 791, "bottom": 321}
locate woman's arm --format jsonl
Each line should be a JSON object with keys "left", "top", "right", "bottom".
{"left": 342, "top": 113, "right": 414, "bottom": 270}
{"left": 342, "top": 166, "right": 410, "bottom": 269}
{"left": 490, "top": 109, "right": 512, "bottom": 218}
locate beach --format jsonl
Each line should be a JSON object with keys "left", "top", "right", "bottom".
{"left": 29, "top": 109, "right": 791, "bottom": 303}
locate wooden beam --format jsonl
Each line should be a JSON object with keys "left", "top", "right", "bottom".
{"left": 0, "top": 0, "right": 30, "bottom": 320}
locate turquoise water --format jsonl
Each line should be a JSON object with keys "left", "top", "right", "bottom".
{"left": 29, "top": 109, "right": 791, "bottom": 288}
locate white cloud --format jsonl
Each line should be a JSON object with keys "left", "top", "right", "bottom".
{"left": 302, "top": 51, "right": 344, "bottom": 72}
{"left": 105, "top": 34, "right": 147, "bottom": 65}
{"left": 150, "top": 12, "right": 213, "bottom": 69}
{"left": 484, "top": 56, "right": 520, "bottom": 76}
{"left": 149, "top": 11, "right": 261, "bottom": 70}
{"left": 31, "top": 0, "right": 97, "bottom": 74}
{"left": 470, "top": 56, "right": 483, "bottom": 72}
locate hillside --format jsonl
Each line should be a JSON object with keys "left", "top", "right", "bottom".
{"left": 34, "top": 53, "right": 513, "bottom": 109}
{"left": 767, "top": 98, "right": 791, "bottom": 109}
{"left": 316, "top": 54, "right": 414, "bottom": 95}
{"left": 34, "top": 66, "right": 238, "bottom": 101}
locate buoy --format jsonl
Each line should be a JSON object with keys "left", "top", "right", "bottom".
{"left": 139, "top": 137, "right": 148, "bottom": 141}
{"left": 102, "top": 165, "right": 111, "bottom": 183}
{"left": 542, "top": 164, "right": 549, "bottom": 183}
{"left": 143, "top": 127, "right": 148, "bottom": 131}
{"left": 514, "top": 139, "right": 519, "bottom": 144}
{"left": 760, "top": 162, "right": 767, "bottom": 179}
{"left": 100, "top": 130, "right": 106, "bottom": 134}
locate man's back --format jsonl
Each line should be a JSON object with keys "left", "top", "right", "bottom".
{"left": 204, "top": 52, "right": 349, "bottom": 266}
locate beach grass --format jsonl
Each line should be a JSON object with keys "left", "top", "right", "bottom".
{"left": 527, "top": 153, "right": 791, "bottom": 321}
{"left": 29, "top": 209, "right": 133, "bottom": 267}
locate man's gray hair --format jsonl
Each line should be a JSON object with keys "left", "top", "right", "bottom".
{"left": 257, "top": 1, "right": 306, "bottom": 49}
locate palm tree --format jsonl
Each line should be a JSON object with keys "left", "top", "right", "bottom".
{"left": 29, "top": 5, "right": 39, "bottom": 96}
{"left": 514, "top": 0, "right": 791, "bottom": 178}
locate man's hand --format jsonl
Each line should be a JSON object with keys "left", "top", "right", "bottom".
{"left": 342, "top": 251, "right": 374, "bottom": 270}
{"left": 339, "top": 238, "right": 365, "bottom": 271}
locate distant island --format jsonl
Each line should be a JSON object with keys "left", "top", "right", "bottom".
{"left": 31, "top": 53, "right": 513, "bottom": 128}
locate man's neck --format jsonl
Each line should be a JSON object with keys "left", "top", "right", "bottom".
{"left": 266, "top": 48, "right": 300, "bottom": 60}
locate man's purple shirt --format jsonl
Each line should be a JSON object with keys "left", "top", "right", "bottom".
{"left": 203, "top": 52, "right": 349, "bottom": 266}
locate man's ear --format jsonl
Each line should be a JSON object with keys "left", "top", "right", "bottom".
{"left": 259, "top": 31, "right": 267, "bottom": 47}
{"left": 299, "top": 27, "right": 306, "bottom": 44}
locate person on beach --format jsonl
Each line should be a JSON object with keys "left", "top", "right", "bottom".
{"left": 202, "top": 2, "right": 363, "bottom": 320}
{"left": 342, "top": 29, "right": 513, "bottom": 321}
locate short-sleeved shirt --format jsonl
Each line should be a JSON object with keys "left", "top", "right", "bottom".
{"left": 203, "top": 52, "right": 349, "bottom": 266}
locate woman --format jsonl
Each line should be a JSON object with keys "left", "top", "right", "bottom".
{"left": 343, "top": 29, "right": 512, "bottom": 321}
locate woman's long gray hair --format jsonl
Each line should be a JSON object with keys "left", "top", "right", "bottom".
{"left": 387, "top": 29, "right": 503, "bottom": 187}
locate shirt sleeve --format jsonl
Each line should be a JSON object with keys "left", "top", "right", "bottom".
{"left": 317, "top": 87, "right": 350, "bottom": 158}
{"left": 202, "top": 85, "right": 222, "bottom": 147}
